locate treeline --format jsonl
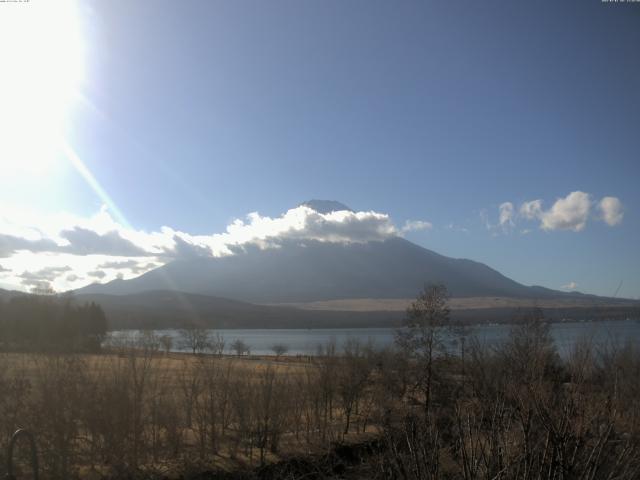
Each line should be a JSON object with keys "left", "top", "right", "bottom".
{"left": 0, "top": 295, "right": 107, "bottom": 352}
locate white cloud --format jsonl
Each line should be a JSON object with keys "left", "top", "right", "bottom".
{"left": 598, "top": 197, "right": 623, "bottom": 226}
{"left": 98, "top": 259, "right": 157, "bottom": 274}
{"left": 445, "top": 223, "right": 469, "bottom": 233}
{"left": 492, "top": 191, "right": 625, "bottom": 234}
{"left": 479, "top": 210, "right": 491, "bottom": 231}
{"left": 19, "top": 265, "right": 71, "bottom": 281}
{"left": 59, "top": 227, "right": 148, "bottom": 256}
{"left": 561, "top": 281, "right": 578, "bottom": 290}
{"left": 498, "top": 202, "right": 515, "bottom": 230}
{"left": 479, "top": 203, "right": 515, "bottom": 234}
{"left": 20, "top": 278, "right": 52, "bottom": 292}
{"left": 0, "top": 203, "right": 430, "bottom": 292}
{"left": 401, "top": 220, "right": 433, "bottom": 233}
{"left": 218, "top": 207, "right": 400, "bottom": 247}
{"left": 539, "top": 191, "right": 592, "bottom": 232}
{"left": 519, "top": 199, "right": 543, "bottom": 220}
{"left": 87, "top": 270, "right": 106, "bottom": 279}
{"left": 16, "top": 266, "right": 69, "bottom": 292}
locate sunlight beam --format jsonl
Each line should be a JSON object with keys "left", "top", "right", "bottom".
{"left": 61, "top": 142, "right": 131, "bottom": 230}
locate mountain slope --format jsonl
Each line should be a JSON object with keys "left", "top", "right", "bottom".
{"left": 299, "top": 200, "right": 353, "bottom": 214}
{"left": 74, "top": 289, "right": 639, "bottom": 330}
{"left": 75, "top": 236, "right": 580, "bottom": 303}
{"left": 74, "top": 290, "right": 403, "bottom": 329}
{"left": 0, "top": 288, "right": 25, "bottom": 301}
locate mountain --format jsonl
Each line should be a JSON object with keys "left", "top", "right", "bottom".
{"left": 74, "top": 197, "right": 594, "bottom": 303}
{"left": 73, "top": 290, "right": 403, "bottom": 329}
{"left": 72, "top": 290, "right": 640, "bottom": 330}
{"left": 299, "top": 200, "right": 353, "bottom": 214}
{"left": 79, "top": 236, "right": 554, "bottom": 302}
{"left": 0, "top": 288, "right": 25, "bottom": 301}
{"left": 3, "top": 286, "right": 635, "bottom": 330}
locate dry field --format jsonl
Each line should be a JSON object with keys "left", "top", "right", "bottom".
{"left": 0, "top": 346, "right": 384, "bottom": 479}
{"left": 273, "top": 295, "right": 639, "bottom": 311}
{"left": 2, "top": 317, "right": 639, "bottom": 480}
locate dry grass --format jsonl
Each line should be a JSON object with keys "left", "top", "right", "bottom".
{"left": 2, "top": 322, "right": 638, "bottom": 480}
{"left": 272, "top": 295, "right": 639, "bottom": 311}
{"left": 0, "top": 346, "right": 383, "bottom": 479}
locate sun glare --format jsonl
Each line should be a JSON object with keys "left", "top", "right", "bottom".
{"left": 0, "top": 0, "right": 84, "bottom": 175}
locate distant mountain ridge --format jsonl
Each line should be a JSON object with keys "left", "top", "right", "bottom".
{"left": 299, "top": 200, "right": 353, "bottom": 214}
{"left": 74, "top": 195, "right": 599, "bottom": 303}
{"left": 4, "top": 287, "right": 634, "bottom": 330}
{"left": 5, "top": 206, "right": 639, "bottom": 330}
{"left": 71, "top": 290, "right": 403, "bottom": 329}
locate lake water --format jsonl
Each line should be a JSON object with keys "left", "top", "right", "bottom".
{"left": 110, "top": 319, "right": 640, "bottom": 357}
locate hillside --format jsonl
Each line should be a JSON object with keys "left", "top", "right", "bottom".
{"left": 74, "top": 290, "right": 402, "bottom": 329}
{"left": 75, "top": 236, "right": 590, "bottom": 303}
{"left": 73, "top": 200, "right": 625, "bottom": 305}
{"left": 72, "top": 289, "right": 638, "bottom": 330}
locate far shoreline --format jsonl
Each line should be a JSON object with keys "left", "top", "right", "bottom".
{"left": 107, "top": 310, "right": 640, "bottom": 331}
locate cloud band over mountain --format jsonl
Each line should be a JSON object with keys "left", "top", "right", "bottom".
{"left": 0, "top": 203, "right": 430, "bottom": 292}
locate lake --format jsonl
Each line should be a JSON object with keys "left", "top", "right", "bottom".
{"left": 110, "top": 319, "right": 640, "bottom": 357}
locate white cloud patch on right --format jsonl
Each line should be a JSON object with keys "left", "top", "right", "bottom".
{"left": 497, "top": 191, "right": 624, "bottom": 233}
{"left": 598, "top": 196, "right": 624, "bottom": 226}
{"left": 539, "top": 191, "right": 592, "bottom": 232}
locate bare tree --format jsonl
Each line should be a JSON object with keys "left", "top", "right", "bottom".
{"left": 395, "top": 283, "right": 450, "bottom": 415}
{"left": 179, "top": 328, "right": 210, "bottom": 355}
{"left": 313, "top": 339, "right": 339, "bottom": 443}
{"left": 208, "top": 332, "right": 226, "bottom": 356}
{"left": 500, "top": 307, "right": 559, "bottom": 384}
{"left": 337, "top": 338, "right": 373, "bottom": 435}
{"left": 231, "top": 338, "right": 250, "bottom": 356}
{"left": 271, "top": 343, "right": 288, "bottom": 359}
{"left": 137, "top": 330, "right": 160, "bottom": 353}
{"left": 159, "top": 335, "right": 173, "bottom": 354}
{"left": 251, "top": 366, "right": 290, "bottom": 465}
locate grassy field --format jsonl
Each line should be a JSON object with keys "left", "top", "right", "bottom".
{"left": 0, "top": 346, "right": 383, "bottom": 479}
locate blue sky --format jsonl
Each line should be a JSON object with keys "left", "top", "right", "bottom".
{"left": 0, "top": 0, "right": 638, "bottom": 297}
